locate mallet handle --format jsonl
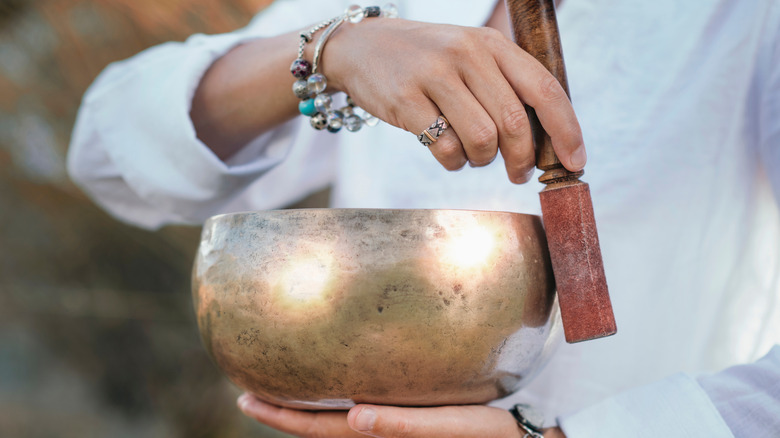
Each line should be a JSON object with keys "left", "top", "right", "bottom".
{"left": 506, "top": 0, "right": 581, "bottom": 186}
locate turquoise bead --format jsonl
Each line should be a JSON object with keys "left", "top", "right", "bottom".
{"left": 299, "top": 98, "right": 317, "bottom": 116}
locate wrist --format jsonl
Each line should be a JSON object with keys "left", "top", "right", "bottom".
{"left": 511, "top": 404, "right": 567, "bottom": 438}
{"left": 308, "top": 12, "right": 401, "bottom": 96}
{"left": 291, "top": 5, "right": 397, "bottom": 133}
{"left": 302, "top": 22, "right": 349, "bottom": 93}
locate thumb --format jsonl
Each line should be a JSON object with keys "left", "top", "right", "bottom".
{"left": 532, "top": 109, "right": 587, "bottom": 173}
{"left": 563, "top": 143, "right": 587, "bottom": 172}
{"left": 346, "top": 404, "right": 521, "bottom": 438}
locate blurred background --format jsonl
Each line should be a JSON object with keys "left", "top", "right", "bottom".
{"left": 0, "top": 1, "right": 327, "bottom": 436}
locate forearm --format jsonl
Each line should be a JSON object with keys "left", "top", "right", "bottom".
{"left": 190, "top": 29, "right": 305, "bottom": 160}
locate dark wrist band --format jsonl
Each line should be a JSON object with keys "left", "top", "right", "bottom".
{"left": 510, "top": 404, "right": 545, "bottom": 438}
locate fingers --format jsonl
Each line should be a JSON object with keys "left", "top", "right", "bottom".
{"left": 408, "top": 76, "right": 534, "bottom": 183}
{"left": 346, "top": 404, "right": 522, "bottom": 438}
{"left": 425, "top": 78, "right": 499, "bottom": 169}
{"left": 237, "top": 393, "right": 365, "bottom": 438}
{"left": 494, "top": 40, "right": 585, "bottom": 172}
{"left": 237, "top": 394, "right": 525, "bottom": 438}
{"left": 406, "top": 28, "right": 581, "bottom": 182}
{"left": 403, "top": 96, "right": 468, "bottom": 171}
{"left": 407, "top": 71, "right": 508, "bottom": 173}
{"left": 458, "top": 57, "right": 536, "bottom": 183}
{"left": 363, "top": 23, "right": 584, "bottom": 179}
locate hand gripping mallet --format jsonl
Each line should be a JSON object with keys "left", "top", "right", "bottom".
{"left": 506, "top": 0, "right": 617, "bottom": 343}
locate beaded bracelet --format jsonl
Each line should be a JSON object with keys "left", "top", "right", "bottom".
{"left": 290, "top": 4, "right": 399, "bottom": 133}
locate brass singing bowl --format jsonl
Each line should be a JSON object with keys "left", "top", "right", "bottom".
{"left": 192, "top": 209, "right": 560, "bottom": 409}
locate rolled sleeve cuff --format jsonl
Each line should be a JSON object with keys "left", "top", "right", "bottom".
{"left": 84, "top": 30, "right": 298, "bottom": 222}
{"left": 558, "top": 374, "right": 734, "bottom": 438}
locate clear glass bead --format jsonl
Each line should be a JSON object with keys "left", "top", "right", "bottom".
{"left": 340, "top": 105, "right": 354, "bottom": 117}
{"left": 314, "top": 93, "right": 333, "bottom": 113}
{"left": 307, "top": 73, "right": 327, "bottom": 94}
{"left": 346, "top": 5, "right": 364, "bottom": 23}
{"left": 292, "top": 79, "right": 310, "bottom": 99}
{"left": 344, "top": 114, "right": 362, "bottom": 132}
{"left": 382, "top": 3, "right": 399, "bottom": 18}
{"left": 327, "top": 110, "right": 344, "bottom": 133}
{"left": 362, "top": 110, "right": 379, "bottom": 127}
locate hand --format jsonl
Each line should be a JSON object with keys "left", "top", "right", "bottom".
{"left": 237, "top": 393, "right": 566, "bottom": 438}
{"left": 322, "top": 17, "right": 585, "bottom": 183}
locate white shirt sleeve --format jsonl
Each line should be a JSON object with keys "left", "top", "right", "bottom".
{"left": 67, "top": 1, "right": 346, "bottom": 229}
{"left": 758, "top": 3, "right": 780, "bottom": 203}
{"left": 558, "top": 346, "right": 780, "bottom": 438}
{"left": 697, "top": 347, "right": 780, "bottom": 437}
{"left": 557, "top": 374, "right": 733, "bottom": 438}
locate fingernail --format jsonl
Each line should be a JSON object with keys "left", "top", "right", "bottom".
{"left": 237, "top": 393, "right": 252, "bottom": 411}
{"left": 354, "top": 407, "right": 377, "bottom": 432}
{"left": 570, "top": 145, "right": 587, "bottom": 170}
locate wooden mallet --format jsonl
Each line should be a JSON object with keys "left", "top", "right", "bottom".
{"left": 506, "top": 0, "right": 617, "bottom": 343}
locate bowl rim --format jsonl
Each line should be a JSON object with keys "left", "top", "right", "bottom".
{"left": 206, "top": 208, "right": 543, "bottom": 223}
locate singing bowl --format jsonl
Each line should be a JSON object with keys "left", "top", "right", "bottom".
{"left": 192, "top": 209, "right": 560, "bottom": 409}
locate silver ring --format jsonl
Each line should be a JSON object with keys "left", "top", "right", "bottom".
{"left": 417, "top": 115, "right": 449, "bottom": 147}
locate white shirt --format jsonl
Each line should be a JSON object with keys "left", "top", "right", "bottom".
{"left": 68, "top": 0, "right": 780, "bottom": 436}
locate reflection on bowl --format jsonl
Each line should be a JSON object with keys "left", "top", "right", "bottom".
{"left": 192, "top": 209, "right": 560, "bottom": 409}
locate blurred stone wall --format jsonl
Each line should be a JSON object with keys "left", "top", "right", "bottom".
{"left": 0, "top": 1, "right": 324, "bottom": 436}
